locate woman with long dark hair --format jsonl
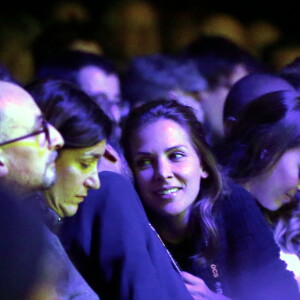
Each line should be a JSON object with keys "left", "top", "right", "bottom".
{"left": 121, "top": 99, "right": 300, "bottom": 299}
{"left": 26, "top": 78, "right": 111, "bottom": 299}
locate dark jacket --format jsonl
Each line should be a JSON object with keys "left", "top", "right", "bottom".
{"left": 33, "top": 195, "right": 99, "bottom": 300}
{"left": 60, "top": 171, "right": 193, "bottom": 300}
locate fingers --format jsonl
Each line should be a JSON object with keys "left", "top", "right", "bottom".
{"left": 182, "top": 271, "right": 210, "bottom": 299}
{"left": 181, "top": 271, "right": 206, "bottom": 285}
{"left": 181, "top": 271, "right": 230, "bottom": 300}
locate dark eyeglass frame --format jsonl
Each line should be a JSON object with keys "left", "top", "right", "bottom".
{"left": 0, "top": 118, "right": 50, "bottom": 147}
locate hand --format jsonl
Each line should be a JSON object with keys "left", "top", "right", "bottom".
{"left": 181, "top": 271, "right": 231, "bottom": 300}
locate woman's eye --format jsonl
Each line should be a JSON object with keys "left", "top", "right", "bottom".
{"left": 135, "top": 158, "right": 152, "bottom": 168}
{"left": 80, "top": 162, "right": 92, "bottom": 169}
{"left": 169, "top": 152, "right": 185, "bottom": 160}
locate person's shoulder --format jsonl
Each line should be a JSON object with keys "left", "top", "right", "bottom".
{"left": 99, "top": 170, "right": 132, "bottom": 185}
{"left": 217, "top": 181, "right": 266, "bottom": 224}
{"left": 98, "top": 171, "right": 137, "bottom": 196}
{"left": 82, "top": 171, "right": 144, "bottom": 215}
{"left": 222, "top": 181, "right": 257, "bottom": 209}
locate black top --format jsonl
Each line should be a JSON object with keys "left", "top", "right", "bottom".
{"left": 165, "top": 183, "right": 300, "bottom": 299}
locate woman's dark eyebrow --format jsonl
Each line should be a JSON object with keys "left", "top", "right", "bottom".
{"left": 135, "top": 145, "right": 187, "bottom": 156}
{"left": 82, "top": 152, "right": 102, "bottom": 159}
{"left": 166, "top": 145, "right": 187, "bottom": 152}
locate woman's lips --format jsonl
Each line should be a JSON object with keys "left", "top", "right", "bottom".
{"left": 75, "top": 195, "right": 86, "bottom": 203}
{"left": 154, "top": 187, "right": 182, "bottom": 199}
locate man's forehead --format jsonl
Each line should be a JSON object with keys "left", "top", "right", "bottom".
{"left": 0, "top": 82, "right": 41, "bottom": 127}
{"left": 0, "top": 82, "right": 39, "bottom": 110}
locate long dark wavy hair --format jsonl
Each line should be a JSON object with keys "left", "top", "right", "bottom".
{"left": 121, "top": 99, "right": 223, "bottom": 265}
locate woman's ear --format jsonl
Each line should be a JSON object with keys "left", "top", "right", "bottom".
{"left": 200, "top": 168, "right": 209, "bottom": 179}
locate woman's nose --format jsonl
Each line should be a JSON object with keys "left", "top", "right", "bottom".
{"left": 84, "top": 170, "right": 101, "bottom": 190}
{"left": 154, "top": 158, "right": 173, "bottom": 181}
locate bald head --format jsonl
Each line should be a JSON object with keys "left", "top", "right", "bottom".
{"left": 0, "top": 81, "right": 34, "bottom": 106}
{"left": 0, "top": 81, "right": 41, "bottom": 141}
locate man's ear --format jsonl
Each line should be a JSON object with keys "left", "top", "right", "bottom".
{"left": 224, "top": 116, "right": 237, "bottom": 136}
{"left": 0, "top": 152, "right": 8, "bottom": 177}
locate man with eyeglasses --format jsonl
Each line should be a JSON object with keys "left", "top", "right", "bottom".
{"left": 0, "top": 80, "right": 64, "bottom": 195}
{"left": 0, "top": 80, "right": 100, "bottom": 299}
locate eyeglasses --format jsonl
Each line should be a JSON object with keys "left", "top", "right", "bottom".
{"left": 0, "top": 118, "right": 50, "bottom": 147}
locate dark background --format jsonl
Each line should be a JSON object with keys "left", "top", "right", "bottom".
{"left": 1, "top": 0, "right": 299, "bottom": 34}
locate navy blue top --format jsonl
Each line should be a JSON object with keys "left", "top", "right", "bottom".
{"left": 60, "top": 172, "right": 299, "bottom": 299}
{"left": 60, "top": 171, "right": 193, "bottom": 300}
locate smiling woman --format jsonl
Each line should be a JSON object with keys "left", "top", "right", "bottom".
{"left": 121, "top": 99, "right": 300, "bottom": 299}
{"left": 26, "top": 78, "right": 111, "bottom": 217}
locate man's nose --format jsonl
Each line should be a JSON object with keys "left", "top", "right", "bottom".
{"left": 48, "top": 124, "right": 64, "bottom": 150}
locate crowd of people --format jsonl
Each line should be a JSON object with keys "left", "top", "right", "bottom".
{"left": 0, "top": 1, "right": 300, "bottom": 299}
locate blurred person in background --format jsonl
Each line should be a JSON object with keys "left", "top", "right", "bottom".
{"left": 101, "top": 0, "right": 161, "bottom": 70}
{"left": 35, "top": 50, "right": 128, "bottom": 176}
{"left": 121, "top": 53, "right": 206, "bottom": 121}
{"left": 181, "top": 35, "right": 269, "bottom": 145}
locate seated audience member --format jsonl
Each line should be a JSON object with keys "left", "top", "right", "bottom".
{"left": 222, "top": 72, "right": 296, "bottom": 135}
{"left": 36, "top": 50, "right": 122, "bottom": 124}
{"left": 121, "top": 53, "right": 206, "bottom": 121}
{"left": 120, "top": 99, "right": 300, "bottom": 299}
{"left": 27, "top": 78, "right": 111, "bottom": 215}
{"left": 0, "top": 81, "right": 63, "bottom": 196}
{"left": 279, "top": 56, "right": 300, "bottom": 93}
{"left": 0, "top": 187, "right": 57, "bottom": 300}
{"left": 180, "top": 35, "right": 269, "bottom": 144}
{"left": 216, "top": 90, "right": 300, "bottom": 287}
{"left": 0, "top": 80, "right": 100, "bottom": 299}
{"left": 29, "top": 82, "right": 194, "bottom": 299}
{"left": 222, "top": 74, "right": 300, "bottom": 287}
{"left": 35, "top": 50, "right": 128, "bottom": 176}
